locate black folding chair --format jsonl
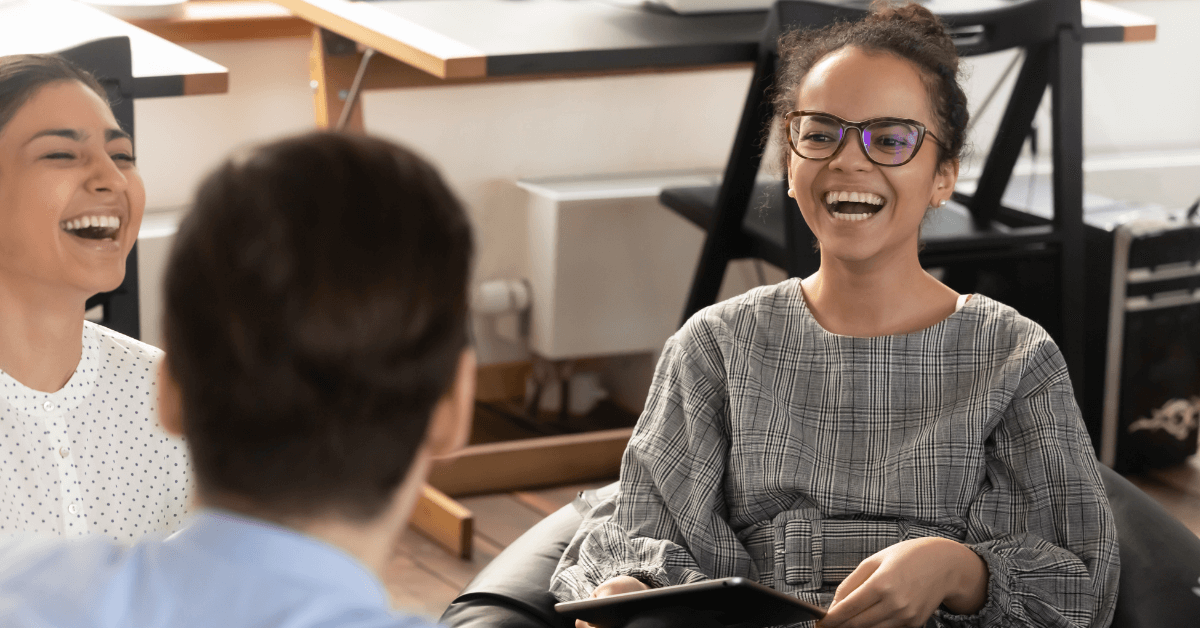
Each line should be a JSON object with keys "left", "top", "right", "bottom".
{"left": 57, "top": 36, "right": 142, "bottom": 340}
{"left": 660, "top": 0, "right": 1087, "bottom": 400}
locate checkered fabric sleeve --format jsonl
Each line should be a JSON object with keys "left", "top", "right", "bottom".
{"left": 551, "top": 321, "right": 747, "bottom": 600}
{"left": 550, "top": 280, "right": 1119, "bottom": 628}
{"left": 938, "top": 341, "right": 1120, "bottom": 628}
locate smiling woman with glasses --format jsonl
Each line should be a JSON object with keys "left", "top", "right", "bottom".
{"left": 552, "top": 4, "right": 1119, "bottom": 628}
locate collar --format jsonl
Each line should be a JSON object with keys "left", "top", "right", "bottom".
{"left": 165, "top": 509, "right": 389, "bottom": 607}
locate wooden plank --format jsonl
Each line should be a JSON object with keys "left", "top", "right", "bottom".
{"left": 395, "top": 526, "right": 503, "bottom": 591}
{"left": 476, "top": 361, "right": 531, "bottom": 403}
{"left": 127, "top": 1, "right": 311, "bottom": 42}
{"left": 517, "top": 480, "right": 615, "bottom": 515}
{"left": 1081, "top": 0, "right": 1157, "bottom": 43}
{"left": 409, "top": 484, "right": 474, "bottom": 560}
{"left": 327, "top": 47, "right": 749, "bottom": 91}
{"left": 512, "top": 490, "right": 564, "bottom": 518}
{"left": 455, "top": 493, "right": 548, "bottom": 548}
{"left": 308, "top": 27, "right": 365, "bottom": 131}
{"left": 382, "top": 550, "right": 463, "bottom": 617}
{"left": 430, "top": 427, "right": 632, "bottom": 496}
{"left": 273, "top": 0, "right": 486, "bottom": 79}
{"left": 183, "top": 72, "right": 230, "bottom": 96}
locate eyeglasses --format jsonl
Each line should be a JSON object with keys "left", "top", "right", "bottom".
{"left": 784, "top": 111, "right": 948, "bottom": 167}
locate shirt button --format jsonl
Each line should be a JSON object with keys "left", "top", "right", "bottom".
{"left": 59, "top": 446, "right": 71, "bottom": 458}
{"left": 43, "top": 401, "right": 54, "bottom": 412}
{"left": 67, "top": 503, "right": 78, "bottom": 515}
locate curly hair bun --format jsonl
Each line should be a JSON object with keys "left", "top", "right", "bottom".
{"left": 867, "top": 2, "right": 958, "bottom": 65}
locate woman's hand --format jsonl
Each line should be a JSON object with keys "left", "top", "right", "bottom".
{"left": 816, "top": 537, "right": 988, "bottom": 628}
{"left": 575, "top": 575, "right": 652, "bottom": 628}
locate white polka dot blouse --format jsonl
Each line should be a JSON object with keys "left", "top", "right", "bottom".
{"left": 0, "top": 322, "right": 192, "bottom": 543}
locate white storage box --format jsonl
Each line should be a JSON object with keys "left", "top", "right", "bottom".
{"left": 517, "top": 171, "right": 722, "bottom": 360}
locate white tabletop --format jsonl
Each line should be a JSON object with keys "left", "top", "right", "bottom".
{"left": 0, "top": 0, "right": 228, "bottom": 97}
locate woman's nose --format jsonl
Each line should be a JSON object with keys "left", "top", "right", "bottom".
{"left": 827, "top": 128, "right": 872, "bottom": 171}
{"left": 87, "top": 152, "right": 129, "bottom": 195}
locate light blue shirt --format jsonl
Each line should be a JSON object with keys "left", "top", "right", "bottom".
{"left": 0, "top": 509, "right": 439, "bottom": 628}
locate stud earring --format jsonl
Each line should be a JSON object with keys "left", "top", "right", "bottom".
{"left": 787, "top": 189, "right": 796, "bottom": 198}
{"left": 939, "top": 200, "right": 948, "bottom": 208}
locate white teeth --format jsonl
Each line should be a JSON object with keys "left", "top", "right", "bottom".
{"left": 824, "top": 190, "right": 885, "bottom": 205}
{"left": 831, "top": 210, "right": 875, "bottom": 221}
{"left": 60, "top": 216, "right": 121, "bottom": 232}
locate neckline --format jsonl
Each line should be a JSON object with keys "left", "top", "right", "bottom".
{"left": 793, "top": 279, "right": 977, "bottom": 340}
{"left": 169, "top": 509, "right": 389, "bottom": 606}
{"left": 0, "top": 323, "right": 99, "bottom": 413}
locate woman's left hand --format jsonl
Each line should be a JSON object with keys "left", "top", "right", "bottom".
{"left": 815, "top": 537, "right": 988, "bottom": 628}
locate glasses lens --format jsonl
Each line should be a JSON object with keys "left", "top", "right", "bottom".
{"left": 790, "top": 114, "right": 843, "bottom": 159}
{"left": 862, "top": 121, "right": 921, "bottom": 166}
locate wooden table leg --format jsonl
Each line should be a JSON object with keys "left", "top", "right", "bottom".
{"left": 307, "top": 26, "right": 474, "bottom": 559}
{"left": 410, "top": 485, "right": 474, "bottom": 560}
{"left": 308, "top": 26, "right": 365, "bottom": 132}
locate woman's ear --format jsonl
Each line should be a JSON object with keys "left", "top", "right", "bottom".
{"left": 932, "top": 159, "right": 960, "bottom": 206}
{"left": 157, "top": 360, "right": 185, "bottom": 438}
{"left": 424, "top": 348, "right": 476, "bottom": 459}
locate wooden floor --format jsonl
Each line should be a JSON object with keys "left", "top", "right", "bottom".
{"left": 384, "top": 456, "right": 1200, "bottom": 621}
{"left": 384, "top": 479, "right": 614, "bottom": 619}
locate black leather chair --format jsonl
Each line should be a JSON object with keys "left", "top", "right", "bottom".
{"left": 440, "top": 465, "right": 1200, "bottom": 628}
{"left": 57, "top": 36, "right": 142, "bottom": 340}
{"left": 662, "top": 0, "right": 1088, "bottom": 401}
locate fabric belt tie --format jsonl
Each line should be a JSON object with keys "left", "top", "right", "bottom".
{"left": 740, "top": 513, "right": 964, "bottom": 592}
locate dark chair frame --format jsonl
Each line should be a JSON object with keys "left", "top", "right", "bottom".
{"left": 660, "top": 0, "right": 1086, "bottom": 402}
{"left": 57, "top": 36, "right": 142, "bottom": 340}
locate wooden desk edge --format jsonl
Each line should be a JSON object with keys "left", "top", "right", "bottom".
{"left": 184, "top": 71, "right": 231, "bottom": 95}
{"left": 128, "top": 1, "right": 311, "bottom": 42}
{"left": 274, "top": 0, "right": 486, "bottom": 80}
{"left": 1081, "top": 0, "right": 1157, "bottom": 43}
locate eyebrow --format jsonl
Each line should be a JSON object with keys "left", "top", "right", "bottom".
{"left": 24, "top": 128, "right": 132, "bottom": 145}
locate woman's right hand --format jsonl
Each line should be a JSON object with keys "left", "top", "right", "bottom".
{"left": 575, "top": 575, "right": 652, "bottom": 628}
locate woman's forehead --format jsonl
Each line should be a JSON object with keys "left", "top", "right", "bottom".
{"left": 796, "top": 47, "right": 935, "bottom": 125}
{"left": 1, "top": 80, "right": 120, "bottom": 144}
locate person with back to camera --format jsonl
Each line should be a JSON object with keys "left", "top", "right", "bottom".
{"left": 551, "top": 3, "right": 1119, "bottom": 627}
{"left": 0, "top": 54, "right": 190, "bottom": 542}
{"left": 0, "top": 131, "right": 477, "bottom": 628}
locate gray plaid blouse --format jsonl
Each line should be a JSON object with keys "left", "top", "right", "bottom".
{"left": 551, "top": 280, "right": 1119, "bottom": 628}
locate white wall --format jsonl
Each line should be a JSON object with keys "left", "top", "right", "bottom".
{"left": 133, "top": 1, "right": 1200, "bottom": 360}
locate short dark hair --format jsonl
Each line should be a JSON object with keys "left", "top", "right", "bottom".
{"left": 0, "top": 55, "right": 108, "bottom": 137}
{"left": 772, "top": 1, "right": 970, "bottom": 172}
{"left": 164, "top": 132, "right": 474, "bottom": 522}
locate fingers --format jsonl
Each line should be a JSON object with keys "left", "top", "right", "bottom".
{"left": 820, "top": 567, "right": 940, "bottom": 628}
{"left": 593, "top": 575, "right": 651, "bottom": 598}
{"left": 832, "top": 559, "right": 877, "bottom": 606}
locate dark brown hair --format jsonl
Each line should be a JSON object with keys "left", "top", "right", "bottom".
{"left": 164, "top": 132, "right": 474, "bottom": 522}
{"left": 772, "top": 1, "right": 969, "bottom": 172}
{"left": 0, "top": 55, "right": 107, "bottom": 138}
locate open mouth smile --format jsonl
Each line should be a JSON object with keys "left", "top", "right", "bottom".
{"left": 824, "top": 190, "right": 885, "bottom": 222}
{"left": 60, "top": 215, "right": 121, "bottom": 241}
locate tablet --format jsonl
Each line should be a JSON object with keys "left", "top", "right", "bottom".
{"left": 555, "top": 577, "right": 827, "bottom": 628}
